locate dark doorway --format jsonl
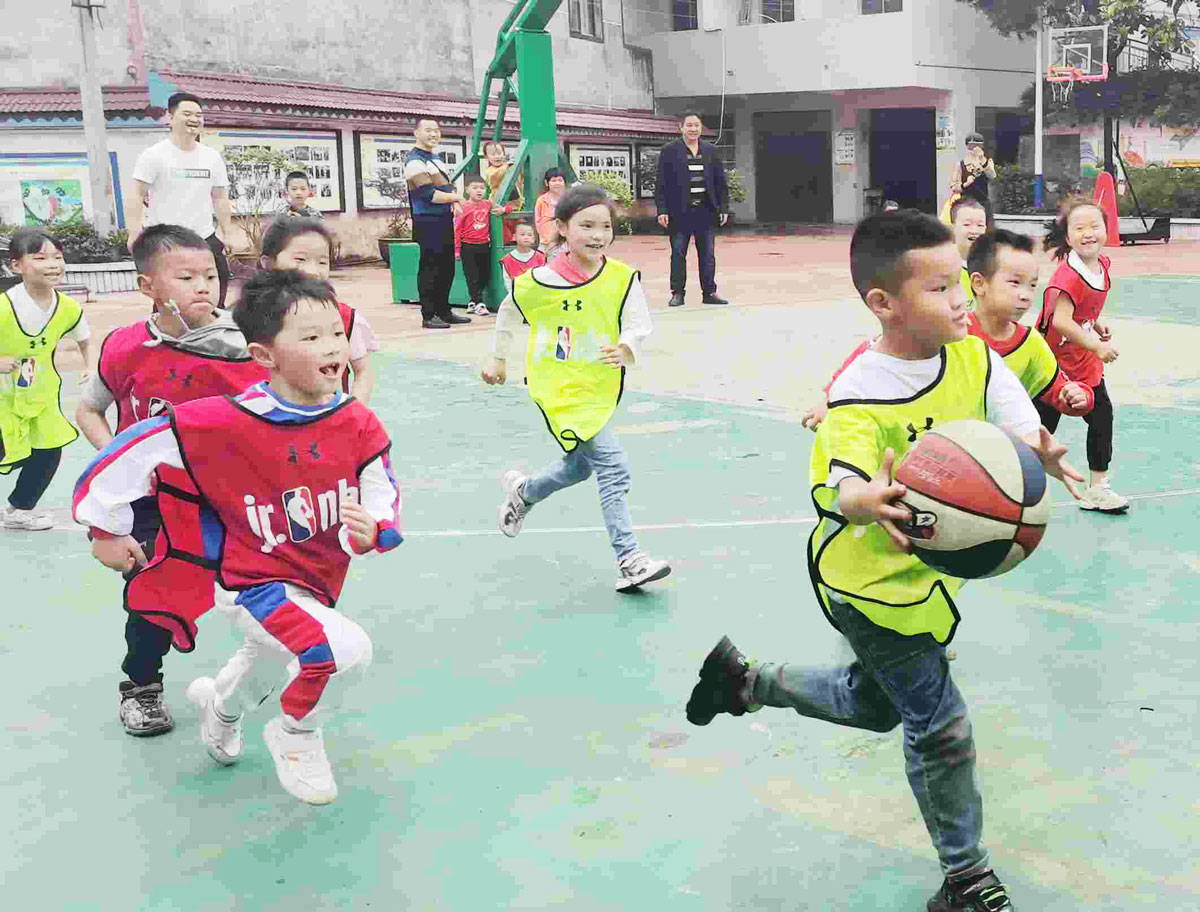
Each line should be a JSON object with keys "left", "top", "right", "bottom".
{"left": 870, "top": 107, "right": 936, "bottom": 213}
{"left": 993, "top": 111, "right": 1026, "bottom": 166}
{"left": 753, "top": 111, "right": 833, "bottom": 222}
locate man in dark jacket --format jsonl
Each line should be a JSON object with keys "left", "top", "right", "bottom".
{"left": 656, "top": 112, "right": 730, "bottom": 307}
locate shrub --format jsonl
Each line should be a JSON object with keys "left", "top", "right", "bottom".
{"left": 578, "top": 171, "right": 634, "bottom": 235}
{"left": 1117, "top": 165, "right": 1200, "bottom": 217}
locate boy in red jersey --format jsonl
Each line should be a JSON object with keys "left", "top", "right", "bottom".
{"left": 455, "top": 174, "right": 512, "bottom": 315}
{"left": 498, "top": 221, "right": 547, "bottom": 295}
{"left": 76, "top": 224, "right": 268, "bottom": 736}
{"left": 74, "top": 270, "right": 402, "bottom": 804}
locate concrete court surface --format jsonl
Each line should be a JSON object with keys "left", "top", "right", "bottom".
{"left": 3, "top": 234, "right": 1199, "bottom": 910}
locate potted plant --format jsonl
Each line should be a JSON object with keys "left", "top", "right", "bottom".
{"left": 376, "top": 210, "right": 412, "bottom": 265}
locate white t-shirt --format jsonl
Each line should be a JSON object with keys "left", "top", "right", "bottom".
{"left": 824, "top": 345, "right": 1039, "bottom": 488}
{"left": 132, "top": 139, "right": 228, "bottom": 238}
{"left": 5, "top": 282, "right": 90, "bottom": 342}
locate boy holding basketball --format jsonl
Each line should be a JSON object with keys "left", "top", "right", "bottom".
{"left": 686, "top": 212, "right": 1082, "bottom": 912}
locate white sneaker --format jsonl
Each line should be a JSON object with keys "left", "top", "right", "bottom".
{"left": 615, "top": 550, "right": 672, "bottom": 592}
{"left": 498, "top": 470, "right": 530, "bottom": 537}
{"left": 263, "top": 715, "right": 337, "bottom": 805}
{"left": 2, "top": 506, "right": 53, "bottom": 531}
{"left": 186, "top": 676, "right": 243, "bottom": 766}
{"left": 473, "top": 303, "right": 491, "bottom": 316}
{"left": 1079, "top": 479, "right": 1130, "bottom": 514}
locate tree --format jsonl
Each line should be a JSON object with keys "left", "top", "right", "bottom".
{"left": 959, "top": 0, "right": 1200, "bottom": 128}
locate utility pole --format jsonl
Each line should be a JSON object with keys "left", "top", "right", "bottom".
{"left": 1034, "top": 14, "right": 1045, "bottom": 209}
{"left": 75, "top": 0, "right": 115, "bottom": 234}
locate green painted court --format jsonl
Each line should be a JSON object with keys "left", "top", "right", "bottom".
{"left": 3, "top": 269, "right": 1199, "bottom": 910}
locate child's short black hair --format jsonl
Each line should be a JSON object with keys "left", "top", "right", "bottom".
{"left": 967, "top": 229, "right": 1035, "bottom": 280}
{"left": 512, "top": 220, "right": 536, "bottom": 234}
{"left": 849, "top": 210, "right": 952, "bottom": 302}
{"left": 235, "top": 270, "right": 338, "bottom": 345}
{"left": 167, "top": 92, "right": 202, "bottom": 113}
{"left": 285, "top": 171, "right": 311, "bottom": 189}
{"left": 554, "top": 183, "right": 617, "bottom": 228}
{"left": 1043, "top": 197, "right": 1105, "bottom": 261}
{"left": 261, "top": 217, "right": 334, "bottom": 262}
{"left": 680, "top": 110, "right": 704, "bottom": 124}
{"left": 464, "top": 174, "right": 486, "bottom": 188}
{"left": 6, "top": 226, "right": 62, "bottom": 262}
{"left": 543, "top": 168, "right": 565, "bottom": 187}
{"left": 130, "top": 224, "right": 211, "bottom": 273}
{"left": 950, "top": 196, "right": 987, "bottom": 224}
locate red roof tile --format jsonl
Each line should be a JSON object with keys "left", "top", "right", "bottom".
{"left": 0, "top": 84, "right": 149, "bottom": 114}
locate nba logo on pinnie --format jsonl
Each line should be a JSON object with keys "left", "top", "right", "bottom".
{"left": 555, "top": 326, "right": 573, "bottom": 361}
{"left": 282, "top": 486, "right": 317, "bottom": 542}
{"left": 16, "top": 358, "right": 35, "bottom": 388}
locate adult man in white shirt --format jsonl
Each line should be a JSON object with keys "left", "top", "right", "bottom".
{"left": 127, "top": 93, "right": 236, "bottom": 306}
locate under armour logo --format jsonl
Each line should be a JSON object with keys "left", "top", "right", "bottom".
{"left": 28, "top": 337, "right": 46, "bottom": 350}
{"left": 166, "top": 368, "right": 194, "bottom": 388}
{"left": 286, "top": 443, "right": 321, "bottom": 464}
{"left": 308, "top": 442, "right": 321, "bottom": 460}
{"left": 907, "top": 418, "right": 934, "bottom": 442}
{"left": 287, "top": 446, "right": 300, "bottom": 465}
{"left": 561, "top": 299, "right": 582, "bottom": 312}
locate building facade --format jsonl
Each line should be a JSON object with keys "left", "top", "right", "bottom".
{"left": 1, "top": 0, "right": 676, "bottom": 256}
{"left": 627, "top": 0, "right": 1035, "bottom": 223}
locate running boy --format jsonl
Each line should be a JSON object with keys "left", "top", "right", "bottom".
{"left": 1037, "top": 199, "right": 1126, "bottom": 513}
{"left": 277, "top": 171, "right": 324, "bottom": 220}
{"left": 259, "top": 218, "right": 378, "bottom": 403}
{"left": 950, "top": 196, "right": 987, "bottom": 309}
{"left": 686, "top": 211, "right": 1082, "bottom": 911}
{"left": 482, "top": 183, "right": 670, "bottom": 591}
{"left": 76, "top": 224, "right": 267, "bottom": 735}
{"left": 498, "top": 222, "right": 547, "bottom": 295}
{"left": 455, "top": 174, "right": 512, "bottom": 315}
{"left": 1, "top": 228, "right": 91, "bottom": 530}
{"left": 74, "top": 269, "right": 402, "bottom": 805}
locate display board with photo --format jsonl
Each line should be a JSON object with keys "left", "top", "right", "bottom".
{"left": 0, "top": 152, "right": 110, "bottom": 226}
{"left": 567, "top": 145, "right": 633, "bottom": 196}
{"left": 356, "top": 134, "right": 466, "bottom": 210}
{"left": 202, "top": 130, "right": 344, "bottom": 214}
{"left": 636, "top": 146, "right": 660, "bottom": 200}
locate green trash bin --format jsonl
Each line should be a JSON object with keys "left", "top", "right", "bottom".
{"left": 388, "top": 242, "right": 472, "bottom": 308}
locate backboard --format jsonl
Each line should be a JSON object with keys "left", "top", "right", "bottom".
{"left": 1049, "top": 23, "right": 1110, "bottom": 81}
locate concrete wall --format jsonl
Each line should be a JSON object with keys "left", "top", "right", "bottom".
{"left": 0, "top": 2, "right": 137, "bottom": 87}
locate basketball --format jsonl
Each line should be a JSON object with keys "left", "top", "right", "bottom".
{"left": 894, "top": 420, "right": 1049, "bottom": 579}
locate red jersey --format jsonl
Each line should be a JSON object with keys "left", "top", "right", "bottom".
{"left": 97, "top": 321, "right": 267, "bottom": 433}
{"left": 500, "top": 248, "right": 547, "bottom": 281}
{"left": 336, "top": 301, "right": 356, "bottom": 392}
{"left": 1037, "top": 253, "right": 1111, "bottom": 388}
{"left": 170, "top": 394, "right": 392, "bottom": 606}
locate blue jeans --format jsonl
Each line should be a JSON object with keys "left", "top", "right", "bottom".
{"left": 745, "top": 597, "right": 989, "bottom": 879}
{"left": 669, "top": 208, "right": 717, "bottom": 295}
{"left": 522, "top": 423, "right": 637, "bottom": 561}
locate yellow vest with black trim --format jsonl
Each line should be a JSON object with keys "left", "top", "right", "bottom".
{"left": 0, "top": 289, "right": 82, "bottom": 471}
{"left": 807, "top": 337, "right": 992, "bottom": 644}
{"left": 960, "top": 265, "right": 976, "bottom": 312}
{"left": 997, "top": 325, "right": 1059, "bottom": 402}
{"left": 511, "top": 257, "right": 635, "bottom": 452}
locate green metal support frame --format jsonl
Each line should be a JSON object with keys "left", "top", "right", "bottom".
{"left": 450, "top": 0, "right": 574, "bottom": 310}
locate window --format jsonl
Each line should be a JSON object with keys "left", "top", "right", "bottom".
{"left": 673, "top": 0, "right": 698, "bottom": 31}
{"left": 861, "top": 0, "right": 903, "bottom": 13}
{"left": 762, "top": 0, "right": 795, "bottom": 23}
{"left": 569, "top": 0, "right": 605, "bottom": 41}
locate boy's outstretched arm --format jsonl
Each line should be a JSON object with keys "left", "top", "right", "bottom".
{"left": 1022, "top": 426, "right": 1085, "bottom": 500}
{"left": 73, "top": 416, "right": 183, "bottom": 570}
{"left": 836, "top": 448, "right": 913, "bottom": 552}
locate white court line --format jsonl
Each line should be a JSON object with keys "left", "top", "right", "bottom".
{"left": 41, "top": 486, "right": 1200, "bottom": 537}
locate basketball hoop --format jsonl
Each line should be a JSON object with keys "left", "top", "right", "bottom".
{"left": 1047, "top": 64, "right": 1080, "bottom": 104}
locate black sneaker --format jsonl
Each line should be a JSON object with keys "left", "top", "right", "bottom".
{"left": 444, "top": 311, "right": 472, "bottom": 325}
{"left": 118, "top": 681, "right": 174, "bottom": 736}
{"left": 668, "top": 293, "right": 686, "bottom": 307}
{"left": 686, "top": 635, "right": 755, "bottom": 726}
{"left": 422, "top": 316, "right": 451, "bottom": 329}
{"left": 702, "top": 293, "right": 729, "bottom": 306}
{"left": 928, "top": 870, "right": 1014, "bottom": 911}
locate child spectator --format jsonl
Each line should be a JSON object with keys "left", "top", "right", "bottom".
{"left": 455, "top": 174, "right": 512, "bottom": 315}
{"left": 74, "top": 270, "right": 402, "bottom": 805}
{"left": 0, "top": 227, "right": 90, "bottom": 530}
{"left": 482, "top": 183, "right": 670, "bottom": 591}
{"left": 277, "top": 171, "right": 325, "bottom": 220}
{"left": 498, "top": 222, "right": 547, "bottom": 295}
{"left": 534, "top": 168, "right": 567, "bottom": 259}
{"left": 1037, "top": 198, "right": 1126, "bottom": 513}
{"left": 483, "top": 141, "right": 522, "bottom": 245}
{"left": 75, "top": 223, "right": 268, "bottom": 736}
{"left": 260, "top": 218, "right": 378, "bottom": 403}
{"left": 686, "top": 211, "right": 1082, "bottom": 912}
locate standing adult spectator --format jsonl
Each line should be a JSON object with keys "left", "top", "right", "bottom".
{"left": 127, "top": 92, "right": 235, "bottom": 307}
{"left": 951, "top": 132, "right": 997, "bottom": 225}
{"left": 655, "top": 112, "right": 730, "bottom": 307}
{"left": 404, "top": 117, "right": 470, "bottom": 329}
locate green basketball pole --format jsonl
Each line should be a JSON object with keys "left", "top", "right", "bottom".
{"left": 452, "top": 0, "right": 574, "bottom": 310}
